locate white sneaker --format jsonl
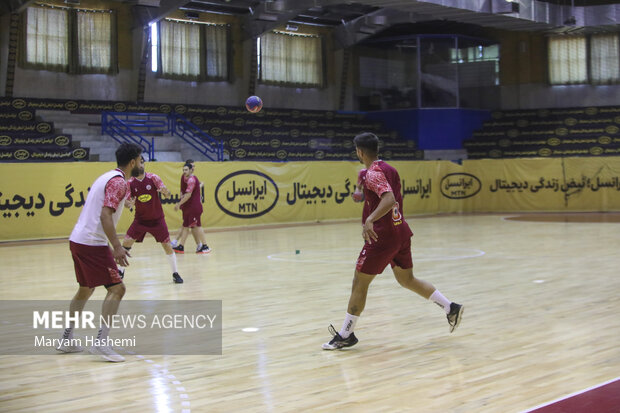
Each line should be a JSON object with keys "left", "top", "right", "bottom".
{"left": 90, "top": 345, "right": 125, "bottom": 362}
{"left": 56, "top": 330, "right": 83, "bottom": 353}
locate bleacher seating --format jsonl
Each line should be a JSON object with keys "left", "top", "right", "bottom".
{"left": 183, "top": 106, "right": 420, "bottom": 161}
{"left": 464, "top": 106, "right": 620, "bottom": 158}
{"left": 0, "top": 97, "right": 421, "bottom": 162}
{"left": 0, "top": 101, "right": 89, "bottom": 162}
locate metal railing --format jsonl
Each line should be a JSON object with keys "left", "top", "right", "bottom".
{"left": 101, "top": 112, "right": 156, "bottom": 161}
{"left": 101, "top": 112, "right": 223, "bottom": 161}
{"left": 169, "top": 114, "right": 224, "bottom": 162}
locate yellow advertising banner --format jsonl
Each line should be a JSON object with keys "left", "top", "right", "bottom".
{"left": 1, "top": 157, "right": 620, "bottom": 242}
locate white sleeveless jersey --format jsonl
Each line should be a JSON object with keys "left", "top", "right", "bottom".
{"left": 69, "top": 169, "right": 127, "bottom": 246}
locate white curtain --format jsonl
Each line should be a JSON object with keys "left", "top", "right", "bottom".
{"left": 260, "top": 31, "right": 323, "bottom": 87}
{"left": 548, "top": 36, "right": 587, "bottom": 85}
{"left": 26, "top": 6, "right": 69, "bottom": 68}
{"left": 205, "top": 24, "right": 228, "bottom": 79}
{"left": 591, "top": 34, "right": 620, "bottom": 84}
{"left": 160, "top": 19, "right": 201, "bottom": 78}
{"left": 77, "top": 10, "right": 112, "bottom": 71}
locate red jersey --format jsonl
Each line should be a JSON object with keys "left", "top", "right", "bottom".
{"left": 129, "top": 173, "right": 166, "bottom": 223}
{"left": 180, "top": 174, "right": 203, "bottom": 213}
{"left": 357, "top": 168, "right": 367, "bottom": 187}
{"left": 361, "top": 160, "right": 412, "bottom": 242}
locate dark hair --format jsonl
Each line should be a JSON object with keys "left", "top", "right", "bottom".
{"left": 183, "top": 162, "right": 193, "bottom": 169}
{"left": 353, "top": 132, "right": 379, "bottom": 156}
{"left": 185, "top": 159, "right": 195, "bottom": 164}
{"left": 115, "top": 143, "right": 142, "bottom": 167}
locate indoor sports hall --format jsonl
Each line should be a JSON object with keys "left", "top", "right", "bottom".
{"left": 1, "top": 0, "right": 619, "bottom": 412}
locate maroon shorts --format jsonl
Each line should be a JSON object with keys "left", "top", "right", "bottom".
{"left": 182, "top": 210, "right": 202, "bottom": 228}
{"left": 356, "top": 236, "right": 413, "bottom": 275}
{"left": 70, "top": 241, "right": 122, "bottom": 288}
{"left": 125, "top": 218, "right": 170, "bottom": 243}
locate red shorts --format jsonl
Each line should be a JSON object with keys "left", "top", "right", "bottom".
{"left": 70, "top": 241, "right": 122, "bottom": 288}
{"left": 356, "top": 236, "right": 413, "bottom": 275}
{"left": 125, "top": 218, "right": 170, "bottom": 243}
{"left": 182, "top": 210, "right": 202, "bottom": 228}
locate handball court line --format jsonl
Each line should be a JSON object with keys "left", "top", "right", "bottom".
{"left": 522, "top": 377, "right": 620, "bottom": 413}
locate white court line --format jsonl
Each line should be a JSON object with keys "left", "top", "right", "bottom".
{"left": 519, "top": 376, "right": 620, "bottom": 413}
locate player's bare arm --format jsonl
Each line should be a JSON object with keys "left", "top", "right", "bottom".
{"left": 101, "top": 206, "right": 130, "bottom": 266}
{"left": 174, "top": 192, "right": 191, "bottom": 211}
{"left": 158, "top": 187, "right": 172, "bottom": 198}
{"left": 362, "top": 191, "right": 396, "bottom": 243}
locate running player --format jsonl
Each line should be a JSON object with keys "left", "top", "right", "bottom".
{"left": 172, "top": 161, "right": 211, "bottom": 254}
{"left": 170, "top": 159, "right": 202, "bottom": 249}
{"left": 120, "top": 156, "right": 183, "bottom": 284}
{"left": 58, "top": 142, "right": 142, "bottom": 362}
{"left": 323, "top": 132, "right": 463, "bottom": 350}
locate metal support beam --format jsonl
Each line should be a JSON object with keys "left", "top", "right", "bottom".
{"left": 333, "top": 8, "right": 434, "bottom": 49}
{"left": 241, "top": 0, "right": 342, "bottom": 39}
{"left": 2, "top": 0, "right": 36, "bottom": 15}
{"left": 132, "top": 0, "right": 190, "bottom": 29}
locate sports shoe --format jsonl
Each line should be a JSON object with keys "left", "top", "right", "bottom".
{"left": 118, "top": 268, "right": 125, "bottom": 280}
{"left": 447, "top": 302, "right": 464, "bottom": 333}
{"left": 173, "top": 244, "right": 184, "bottom": 254}
{"left": 90, "top": 345, "right": 125, "bottom": 362}
{"left": 56, "top": 330, "right": 83, "bottom": 353}
{"left": 322, "top": 324, "right": 358, "bottom": 350}
{"left": 173, "top": 272, "right": 184, "bottom": 284}
{"left": 196, "top": 244, "right": 211, "bottom": 254}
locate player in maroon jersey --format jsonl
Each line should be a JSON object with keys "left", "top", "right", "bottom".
{"left": 170, "top": 159, "right": 203, "bottom": 249}
{"left": 172, "top": 161, "right": 211, "bottom": 254}
{"left": 120, "top": 156, "right": 183, "bottom": 283}
{"left": 323, "top": 132, "right": 463, "bottom": 350}
{"left": 351, "top": 168, "right": 366, "bottom": 202}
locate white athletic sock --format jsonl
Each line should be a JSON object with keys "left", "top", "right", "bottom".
{"left": 429, "top": 290, "right": 451, "bottom": 314}
{"left": 197, "top": 242, "right": 203, "bottom": 250}
{"left": 339, "top": 313, "right": 359, "bottom": 338}
{"left": 97, "top": 325, "right": 110, "bottom": 341}
{"left": 167, "top": 253, "right": 178, "bottom": 273}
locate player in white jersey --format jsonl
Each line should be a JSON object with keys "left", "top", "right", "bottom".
{"left": 57, "top": 142, "right": 142, "bottom": 362}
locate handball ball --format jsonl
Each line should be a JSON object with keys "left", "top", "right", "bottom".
{"left": 352, "top": 191, "right": 365, "bottom": 202}
{"left": 245, "top": 96, "right": 263, "bottom": 113}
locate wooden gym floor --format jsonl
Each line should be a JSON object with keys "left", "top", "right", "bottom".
{"left": 0, "top": 213, "right": 618, "bottom": 412}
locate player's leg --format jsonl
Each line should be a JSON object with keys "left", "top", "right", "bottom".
{"left": 391, "top": 237, "right": 463, "bottom": 333}
{"left": 170, "top": 227, "right": 181, "bottom": 247}
{"left": 59, "top": 242, "right": 97, "bottom": 353}
{"left": 323, "top": 270, "right": 376, "bottom": 350}
{"left": 161, "top": 242, "right": 183, "bottom": 283}
{"left": 173, "top": 213, "right": 191, "bottom": 253}
{"left": 392, "top": 266, "right": 436, "bottom": 298}
{"left": 91, "top": 282, "right": 126, "bottom": 362}
{"left": 192, "top": 226, "right": 211, "bottom": 254}
{"left": 120, "top": 219, "right": 145, "bottom": 278}
{"left": 179, "top": 227, "right": 190, "bottom": 244}
{"left": 152, "top": 220, "right": 182, "bottom": 283}
{"left": 58, "top": 285, "right": 95, "bottom": 353}
{"left": 347, "top": 270, "right": 377, "bottom": 316}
